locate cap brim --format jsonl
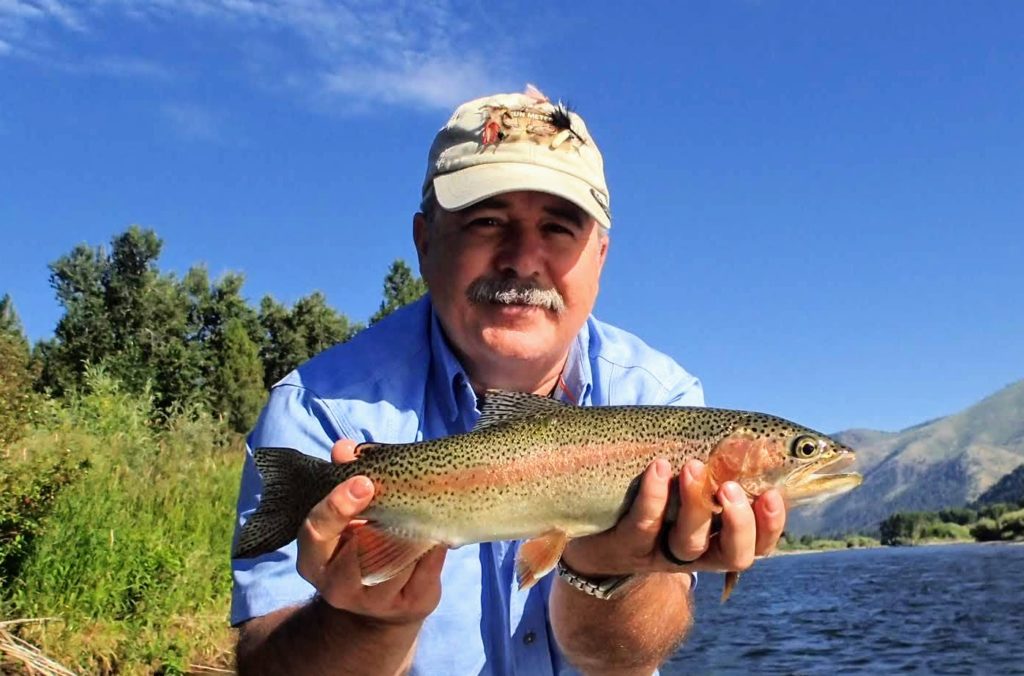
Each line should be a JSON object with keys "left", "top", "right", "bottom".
{"left": 432, "top": 163, "right": 611, "bottom": 228}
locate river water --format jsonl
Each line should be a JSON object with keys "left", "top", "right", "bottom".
{"left": 665, "top": 542, "right": 1024, "bottom": 674}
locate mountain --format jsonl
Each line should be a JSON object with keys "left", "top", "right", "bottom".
{"left": 786, "top": 378, "right": 1024, "bottom": 535}
{"left": 974, "top": 463, "right": 1024, "bottom": 505}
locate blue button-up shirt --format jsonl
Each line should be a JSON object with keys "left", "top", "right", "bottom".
{"left": 232, "top": 296, "right": 703, "bottom": 674}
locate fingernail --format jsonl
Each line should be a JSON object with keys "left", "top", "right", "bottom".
{"left": 723, "top": 482, "right": 745, "bottom": 504}
{"left": 654, "top": 459, "right": 671, "bottom": 479}
{"left": 348, "top": 477, "right": 373, "bottom": 500}
{"left": 686, "top": 461, "right": 706, "bottom": 483}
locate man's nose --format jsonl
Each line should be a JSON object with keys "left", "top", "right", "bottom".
{"left": 494, "top": 227, "right": 544, "bottom": 278}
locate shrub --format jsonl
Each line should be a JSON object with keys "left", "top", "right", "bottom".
{"left": 2, "top": 387, "right": 240, "bottom": 673}
{"left": 0, "top": 334, "right": 42, "bottom": 447}
{"left": 971, "top": 517, "right": 1002, "bottom": 542}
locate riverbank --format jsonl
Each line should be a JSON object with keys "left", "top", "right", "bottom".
{"left": 772, "top": 537, "right": 1024, "bottom": 557}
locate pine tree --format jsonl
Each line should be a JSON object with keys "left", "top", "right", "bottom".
{"left": 369, "top": 259, "right": 427, "bottom": 325}
{"left": 258, "top": 292, "right": 359, "bottom": 388}
{"left": 0, "top": 295, "right": 37, "bottom": 445}
{"left": 214, "top": 318, "right": 266, "bottom": 433}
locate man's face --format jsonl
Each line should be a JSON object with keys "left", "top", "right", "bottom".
{"left": 414, "top": 190, "right": 609, "bottom": 378}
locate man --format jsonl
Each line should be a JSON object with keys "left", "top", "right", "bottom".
{"left": 232, "top": 86, "right": 786, "bottom": 674}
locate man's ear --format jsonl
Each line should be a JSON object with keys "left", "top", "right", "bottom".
{"left": 413, "top": 212, "right": 430, "bottom": 266}
{"left": 596, "top": 231, "right": 609, "bottom": 273}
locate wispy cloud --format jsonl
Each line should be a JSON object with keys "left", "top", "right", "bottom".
{"left": 160, "top": 101, "right": 222, "bottom": 142}
{"left": 324, "top": 54, "right": 502, "bottom": 111}
{"left": 0, "top": 0, "right": 520, "bottom": 111}
{"left": 0, "top": 0, "right": 85, "bottom": 55}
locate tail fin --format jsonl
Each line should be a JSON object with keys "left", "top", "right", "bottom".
{"left": 233, "top": 447, "right": 353, "bottom": 559}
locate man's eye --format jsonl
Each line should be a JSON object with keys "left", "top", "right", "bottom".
{"left": 543, "top": 223, "right": 575, "bottom": 236}
{"left": 467, "top": 217, "right": 501, "bottom": 228}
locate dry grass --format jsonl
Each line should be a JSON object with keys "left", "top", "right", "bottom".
{"left": 0, "top": 619, "right": 76, "bottom": 676}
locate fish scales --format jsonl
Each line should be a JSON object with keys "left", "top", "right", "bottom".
{"left": 234, "top": 391, "right": 862, "bottom": 597}
{"left": 341, "top": 406, "right": 732, "bottom": 543}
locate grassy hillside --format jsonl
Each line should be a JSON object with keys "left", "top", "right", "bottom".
{"left": 1, "top": 370, "right": 240, "bottom": 674}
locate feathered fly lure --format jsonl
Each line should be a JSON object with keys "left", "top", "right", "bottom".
{"left": 548, "top": 102, "right": 586, "bottom": 149}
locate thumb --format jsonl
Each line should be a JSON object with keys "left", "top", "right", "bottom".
{"left": 297, "top": 476, "right": 374, "bottom": 580}
{"left": 331, "top": 439, "right": 360, "bottom": 464}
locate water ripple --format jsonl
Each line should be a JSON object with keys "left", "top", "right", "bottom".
{"left": 665, "top": 543, "right": 1024, "bottom": 675}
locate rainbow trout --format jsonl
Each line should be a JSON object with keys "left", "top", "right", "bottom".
{"left": 234, "top": 391, "right": 861, "bottom": 599}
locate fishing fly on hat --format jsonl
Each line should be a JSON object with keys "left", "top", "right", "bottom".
{"left": 422, "top": 84, "right": 612, "bottom": 228}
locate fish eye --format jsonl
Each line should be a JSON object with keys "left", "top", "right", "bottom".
{"left": 791, "top": 435, "right": 821, "bottom": 459}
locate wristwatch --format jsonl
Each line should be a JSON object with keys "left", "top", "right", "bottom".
{"left": 555, "top": 559, "right": 635, "bottom": 600}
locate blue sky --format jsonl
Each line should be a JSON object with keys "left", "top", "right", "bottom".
{"left": 1, "top": 1, "right": 1021, "bottom": 434}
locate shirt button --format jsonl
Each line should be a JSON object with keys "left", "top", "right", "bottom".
{"left": 523, "top": 631, "right": 536, "bottom": 645}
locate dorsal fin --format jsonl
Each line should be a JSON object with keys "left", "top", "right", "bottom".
{"left": 473, "top": 389, "right": 569, "bottom": 432}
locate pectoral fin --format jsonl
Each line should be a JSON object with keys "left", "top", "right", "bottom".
{"left": 353, "top": 523, "right": 439, "bottom": 586}
{"left": 516, "top": 530, "right": 568, "bottom": 590}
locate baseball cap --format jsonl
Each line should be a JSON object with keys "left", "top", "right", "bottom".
{"left": 422, "top": 85, "right": 611, "bottom": 228}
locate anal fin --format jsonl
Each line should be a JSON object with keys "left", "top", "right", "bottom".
{"left": 353, "top": 523, "right": 439, "bottom": 586}
{"left": 516, "top": 530, "right": 568, "bottom": 591}
{"left": 721, "top": 571, "right": 740, "bottom": 602}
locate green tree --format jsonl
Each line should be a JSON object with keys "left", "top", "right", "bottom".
{"left": 879, "top": 511, "right": 943, "bottom": 545}
{"left": 0, "top": 297, "right": 42, "bottom": 445}
{"left": 214, "top": 318, "right": 265, "bottom": 433}
{"left": 937, "top": 507, "right": 977, "bottom": 526}
{"left": 183, "top": 265, "right": 262, "bottom": 408}
{"left": 0, "top": 294, "right": 29, "bottom": 354}
{"left": 0, "top": 299, "right": 38, "bottom": 446}
{"left": 37, "top": 242, "right": 115, "bottom": 396}
{"left": 258, "top": 296, "right": 305, "bottom": 388}
{"left": 258, "top": 292, "right": 359, "bottom": 388}
{"left": 369, "top": 259, "right": 427, "bottom": 325}
{"left": 36, "top": 226, "right": 201, "bottom": 411}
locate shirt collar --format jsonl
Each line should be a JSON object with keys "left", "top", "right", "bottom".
{"left": 428, "top": 303, "right": 472, "bottom": 423}
{"left": 555, "top": 321, "right": 593, "bottom": 406}
{"left": 428, "top": 301, "right": 596, "bottom": 420}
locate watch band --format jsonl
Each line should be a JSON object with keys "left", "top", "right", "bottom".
{"left": 555, "top": 559, "right": 635, "bottom": 600}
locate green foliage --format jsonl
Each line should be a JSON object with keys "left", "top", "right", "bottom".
{"left": 258, "top": 290, "right": 360, "bottom": 388}
{"left": 38, "top": 226, "right": 196, "bottom": 410}
{"left": 2, "top": 392, "right": 239, "bottom": 673}
{"left": 0, "top": 447, "right": 89, "bottom": 590}
{"left": 971, "top": 517, "right": 1001, "bottom": 542}
{"left": 978, "top": 502, "right": 1016, "bottom": 520}
{"left": 59, "top": 363, "right": 156, "bottom": 444}
{"left": 0, "top": 294, "right": 29, "bottom": 353}
{"left": 369, "top": 259, "right": 427, "bottom": 325}
{"left": 878, "top": 511, "right": 972, "bottom": 545}
{"left": 214, "top": 318, "right": 265, "bottom": 433}
{"left": 2, "top": 230, "right": 436, "bottom": 670}
{"left": 33, "top": 228, "right": 417, "bottom": 427}
{"left": 880, "top": 500, "right": 1024, "bottom": 545}
{"left": 776, "top": 532, "right": 880, "bottom": 551}
{"left": 937, "top": 507, "right": 978, "bottom": 525}
{"left": 0, "top": 333, "right": 41, "bottom": 447}
{"left": 0, "top": 296, "right": 46, "bottom": 446}
{"left": 0, "top": 228, "right": 434, "bottom": 671}
{"left": 970, "top": 509, "right": 1024, "bottom": 542}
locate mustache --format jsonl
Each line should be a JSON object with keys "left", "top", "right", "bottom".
{"left": 466, "top": 276, "right": 566, "bottom": 314}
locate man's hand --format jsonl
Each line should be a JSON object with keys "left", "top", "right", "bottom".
{"left": 295, "top": 439, "right": 447, "bottom": 625}
{"left": 560, "top": 458, "right": 786, "bottom": 578}
{"left": 236, "top": 440, "right": 446, "bottom": 674}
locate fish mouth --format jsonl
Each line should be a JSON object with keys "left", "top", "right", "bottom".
{"left": 785, "top": 451, "right": 863, "bottom": 505}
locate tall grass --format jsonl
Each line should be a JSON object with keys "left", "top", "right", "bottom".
{"left": 1, "top": 367, "right": 243, "bottom": 674}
